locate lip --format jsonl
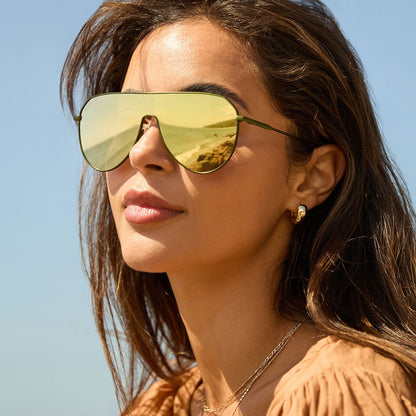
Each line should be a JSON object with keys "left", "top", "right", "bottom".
{"left": 122, "top": 189, "right": 184, "bottom": 225}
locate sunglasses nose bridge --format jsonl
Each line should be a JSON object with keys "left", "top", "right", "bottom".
{"left": 128, "top": 114, "right": 175, "bottom": 173}
{"left": 137, "top": 114, "right": 159, "bottom": 139}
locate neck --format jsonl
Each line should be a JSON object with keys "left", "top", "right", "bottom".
{"left": 167, "top": 254, "right": 294, "bottom": 410}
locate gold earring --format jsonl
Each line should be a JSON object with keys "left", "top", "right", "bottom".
{"left": 291, "top": 205, "right": 307, "bottom": 224}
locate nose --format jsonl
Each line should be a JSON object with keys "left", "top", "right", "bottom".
{"left": 128, "top": 116, "right": 176, "bottom": 173}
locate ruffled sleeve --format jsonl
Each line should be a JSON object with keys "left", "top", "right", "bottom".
{"left": 130, "top": 378, "right": 175, "bottom": 416}
{"left": 130, "top": 367, "right": 201, "bottom": 416}
{"left": 267, "top": 336, "right": 416, "bottom": 416}
{"left": 268, "top": 368, "right": 416, "bottom": 416}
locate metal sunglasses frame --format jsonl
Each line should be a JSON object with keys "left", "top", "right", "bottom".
{"left": 74, "top": 92, "right": 302, "bottom": 174}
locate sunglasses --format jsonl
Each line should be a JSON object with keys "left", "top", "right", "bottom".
{"left": 74, "top": 92, "right": 300, "bottom": 174}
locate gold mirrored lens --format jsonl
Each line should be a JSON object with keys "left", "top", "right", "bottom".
{"left": 157, "top": 94, "right": 237, "bottom": 173}
{"left": 80, "top": 94, "right": 143, "bottom": 171}
{"left": 79, "top": 93, "right": 238, "bottom": 173}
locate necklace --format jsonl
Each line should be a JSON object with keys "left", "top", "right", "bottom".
{"left": 201, "top": 321, "right": 302, "bottom": 416}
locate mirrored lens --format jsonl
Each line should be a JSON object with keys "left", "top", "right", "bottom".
{"left": 79, "top": 93, "right": 239, "bottom": 173}
{"left": 79, "top": 94, "right": 143, "bottom": 171}
{"left": 156, "top": 94, "right": 238, "bottom": 173}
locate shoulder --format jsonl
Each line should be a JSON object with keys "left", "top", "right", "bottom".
{"left": 129, "top": 367, "right": 201, "bottom": 416}
{"left": 268, "top": 336, "right": 416, "bottom": 416}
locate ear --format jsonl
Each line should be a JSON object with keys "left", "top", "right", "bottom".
{"left": 287, "top": 144, "right": 345, "bottom": 212}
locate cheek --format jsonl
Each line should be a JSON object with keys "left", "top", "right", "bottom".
{"left": 201, "top": 172, "right": 287, "bottom": 228}
{"left": 105, "top": 167, "right": 131, "bottom": 236}
{"left": 106, "top": 161, "right": 136, "bottom": 215}
{"left": 106, "top": 162, "right": 131, "bottom": 196}
{"left": 184, "top": 153, "right": 291, "bottom": 256}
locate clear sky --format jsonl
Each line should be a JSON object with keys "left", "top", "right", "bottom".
{"left": 0, "top": 1, "right": 414, "bottom": 415}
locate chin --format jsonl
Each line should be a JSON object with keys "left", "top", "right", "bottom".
{"left": 121, "top": 252, "right": 166, "bottom": 274}
{"left": 120, "top": 243, "right": 178, "bottom": 274}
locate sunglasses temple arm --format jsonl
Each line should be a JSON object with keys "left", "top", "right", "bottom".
{"left": 236, "top": 115, "right": 299, "bottom": 140}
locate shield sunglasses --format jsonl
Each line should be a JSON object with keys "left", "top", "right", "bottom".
{"left": 74, "top": 92, "right": 300, "bottom": 174}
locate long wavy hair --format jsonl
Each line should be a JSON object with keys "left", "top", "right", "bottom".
{"left": 61, "top": 0, "right": 416, "bottom": 412}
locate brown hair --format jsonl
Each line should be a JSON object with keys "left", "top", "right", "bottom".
{"left": 61, "top": 0, "right": 416, "bottom": 412}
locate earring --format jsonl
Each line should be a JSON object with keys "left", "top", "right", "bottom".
{"left": 291, "top": 205, "right": 307, "bottom": 224}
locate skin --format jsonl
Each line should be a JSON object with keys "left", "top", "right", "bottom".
{"left": 106, "top": 20, "right": 345, "bottom": 415}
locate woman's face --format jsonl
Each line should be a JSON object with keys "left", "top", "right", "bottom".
{"left": 106, "top": 20, "right": 297, "bottom": 275}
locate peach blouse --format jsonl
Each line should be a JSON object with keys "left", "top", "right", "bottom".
{"left": 131, "top": 336, "right": 416, "bottom": 415}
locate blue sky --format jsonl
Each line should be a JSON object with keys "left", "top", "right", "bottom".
{"left": 0, "top": 1, "right": 414, "bottom": 415}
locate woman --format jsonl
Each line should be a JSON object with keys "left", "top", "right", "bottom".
{"left": 61, "top": 0, "right": 416, "bottom": 414}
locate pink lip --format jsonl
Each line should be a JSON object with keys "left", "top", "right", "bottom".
{"left": 122, "top": 190, "right": 184, "bottom": 225}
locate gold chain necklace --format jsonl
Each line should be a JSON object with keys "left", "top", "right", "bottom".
{"left": 201, "top": 322, "right": 302, "bottom": 416}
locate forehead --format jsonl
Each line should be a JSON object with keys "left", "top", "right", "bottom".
{"left": 122, "top": 20, "right": 262, "bottom": 97}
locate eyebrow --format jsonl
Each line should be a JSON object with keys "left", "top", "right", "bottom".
{"left": 180, "top": 82, "right": 249, "bottom": 112}
{"left": 123, "top": 88, "right": 141, "bottom": 93}
{"left": 122, "top": 84, "right": 249, "bottom": 112}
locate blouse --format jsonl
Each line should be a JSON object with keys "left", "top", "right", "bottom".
{"left": 130, "top": 336, "right": 416, "bottom": 415}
